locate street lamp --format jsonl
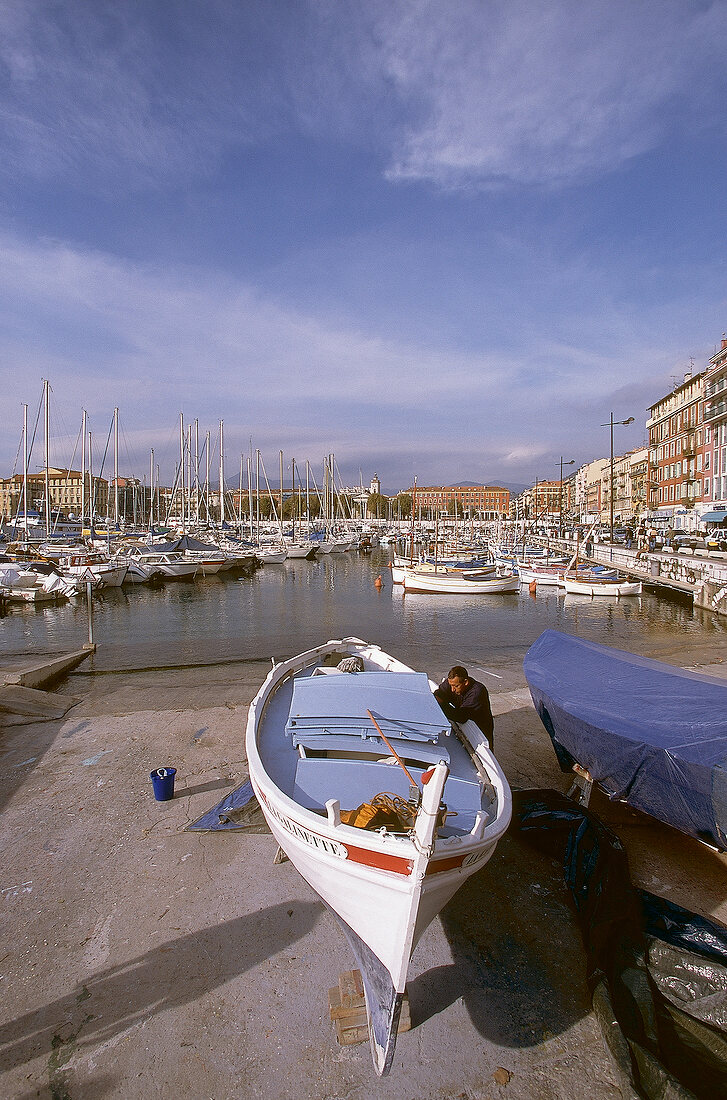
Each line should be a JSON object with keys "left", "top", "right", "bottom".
{"left": 558, "top": 457, "right": 575, "bottom": 537}
{"left": 601, "top": 413, "right": 635, "bottom": 556}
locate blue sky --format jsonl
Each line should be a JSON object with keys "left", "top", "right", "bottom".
{"left": 1, "top": 0, "right": 727, "bottom": 495}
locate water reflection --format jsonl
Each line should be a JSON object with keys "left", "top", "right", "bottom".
{"left": 1, "top": 549, "right": 724, "bottom": 674}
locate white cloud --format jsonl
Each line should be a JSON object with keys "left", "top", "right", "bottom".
{"left": 374, "top": 0, "right": 727, "bottom": 188}
{"left": 0, "top": 232, "right": 514, "bottom": 471}
{"left": 4, "top": 1, "right": 726, "bottom": 197}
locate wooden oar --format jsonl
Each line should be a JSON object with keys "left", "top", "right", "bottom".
{"left": 366, "top": 709, "right": 420, "bottom": 790}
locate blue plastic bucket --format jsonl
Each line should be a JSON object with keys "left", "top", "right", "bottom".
{"left": 150, "top": 767, "right": 176, "bottom": 801}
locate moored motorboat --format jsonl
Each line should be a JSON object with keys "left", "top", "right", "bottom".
{"left": 129, "top": 551, "right": 198, "bottom": 580}
{"left": 246, "top": 638, "right": 511, "bottom": 1075}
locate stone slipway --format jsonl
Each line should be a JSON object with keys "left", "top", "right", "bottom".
{"left": 0, "top": 651, "right": 725, "bottom": 1100}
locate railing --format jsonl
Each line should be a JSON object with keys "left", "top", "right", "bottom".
{"left": 704, "top": 400, "right": 727, "bottom": 423}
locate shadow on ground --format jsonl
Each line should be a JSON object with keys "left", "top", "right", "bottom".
{"left": 0, "top": 900, "right": 321, "bottom": 1074}
{"left": 410, "top": 832, "right": 590, "bottom": 1048}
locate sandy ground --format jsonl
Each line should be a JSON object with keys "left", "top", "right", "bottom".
{"left": 0, "top": 641, "right": 725, "bottom": 1100}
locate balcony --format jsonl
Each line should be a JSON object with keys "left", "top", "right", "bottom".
{"left": 682, "top": 434, "right": 697, "bottom": 456}
{"left": 704, "top": 400, "right": 727, "bottom": 423}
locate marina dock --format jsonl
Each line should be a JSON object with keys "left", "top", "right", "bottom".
{"left": 1, "top": 642, "right": 725, "bottom": 1099}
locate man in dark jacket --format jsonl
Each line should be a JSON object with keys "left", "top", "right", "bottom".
{"left": 434, "top": 665, "right": 494, "bottom": 749}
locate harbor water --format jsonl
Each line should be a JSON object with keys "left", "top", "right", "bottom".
{"left": 1, "top": 548, "right": 725, "bottom": 683}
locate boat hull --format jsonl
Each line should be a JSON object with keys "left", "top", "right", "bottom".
{"left": 246, "top": 638, "right": 511, "bottom": 1074}
{"left": 563, "top": 577, "right": 642, "bottom": 597}
{"left": 402, "top": 570, "right": 519, "bottom": 594}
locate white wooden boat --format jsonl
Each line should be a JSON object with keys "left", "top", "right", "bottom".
{"left": 246, "top": 638, "right": 511, "bottom": 1075}
{"left": 562, "top": 575, "right": 642, "bottom": 597}
{"left": 401, "top": 567, "right": 519, "bottom": 594}
{"left": 517, "top": 563, "right": 564, "bottom": 587}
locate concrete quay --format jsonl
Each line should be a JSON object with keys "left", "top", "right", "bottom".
{"left": 557, "top": 538, "right": 727, "bottom": 614}
{"left": 1, "top": 646, "right": 725, "bottom": 1100}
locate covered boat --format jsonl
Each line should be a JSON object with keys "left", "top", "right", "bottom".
{"left": 523, "top": 629, "right": 727, "bottom": 850}
{"left": 246, "top": 638, "right": 511, "bottom": 1075}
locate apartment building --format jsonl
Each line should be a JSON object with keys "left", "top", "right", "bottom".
{"left": 647, "top": 370, "right": 705, "bottom": 530}
{"left": 0, "top": 468, "right": 104, "bottom": 518}
{"left": 701, "top": 334, "right": 727, "bottom": 524}
{"left": 599, "top": 447, "right": 648, "bottom": 526}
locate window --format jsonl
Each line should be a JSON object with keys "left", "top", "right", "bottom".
{"left": 704, "top": 477, "right": 711, "bottom": 497}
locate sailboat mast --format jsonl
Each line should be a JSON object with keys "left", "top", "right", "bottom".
{"left": 219, "top": 420, "right": 225, "bottom": 525}
{"left": 247, "top": 456, "right": 253, "bottom": 540}
{"left": 81, "top": 410, "right": 87, "bottom": 537}
{"left": 305, "top": 460, "right": 310, "bottom": 527}
{"left": 291, "top": 458, "right": 296, "bottom": 541}
{"left": 43, "top": 379, "right": 50, "bottom": 537}
{"left": 88, "top": 432, "right": 94, "bottom": 533}
{"left": 22, "top": 403, "right": 28, "bottom": 544}
{"left": 113, "top": 406, "right": 119, "bottom": 527}
{"left": 188, "top": 422, "right": 194, "bottom": 525}
{"left": 179, "top": 412, "right": 185, "bottom": 530}
{"left": 194, "top": 419, "right": 200, "bottom": 525}
{"left": 279, "top": 450, "right": 285, "bottom": 540}
{"left": 149, "top": 448, "right": 155, "bottom": 529}
{"left": 255, "top": 449, "right": 260, "bottom": 538}
{"left": 238, "top": 454, "right": 244, "bottom": 528}
{"left": 205, "top": 431, "right": 211, "bottom": 523}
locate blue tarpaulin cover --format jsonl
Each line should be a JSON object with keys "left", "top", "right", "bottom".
{"left": 286, "top": 671, "right": 448, "bottom": 745}
{"left": 523, "top": 629, "right": 727, "bottom": 850}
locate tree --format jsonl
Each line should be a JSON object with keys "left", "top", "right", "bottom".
{"left": 393, "top": 493, "right": 412, "bottom": 519}
{"left": 367, "top": 492, "right": 388, "bottom": 519}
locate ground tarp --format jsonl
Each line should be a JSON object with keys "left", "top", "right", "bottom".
{"left": 186, "top": 779, "right": 270, "bottom": 832}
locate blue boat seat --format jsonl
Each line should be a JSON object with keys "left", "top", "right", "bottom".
{"left": 292, "top": 756, "right": 481, "bottom": 835}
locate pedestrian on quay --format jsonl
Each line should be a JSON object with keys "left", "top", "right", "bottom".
{"left": 434, "top": 665, "right": 494, "bottom": 750}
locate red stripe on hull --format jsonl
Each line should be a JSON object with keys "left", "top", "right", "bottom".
{"left": 344, "top": 843, "right": 414, "bottom": 876}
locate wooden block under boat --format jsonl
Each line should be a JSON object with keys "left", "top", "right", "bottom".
{"left": 328, "top": 970, "right": 411, "bottom": 1045}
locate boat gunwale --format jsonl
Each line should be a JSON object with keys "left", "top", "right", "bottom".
{"left": 245, "top": 638, "right": 511, "bottom": 862}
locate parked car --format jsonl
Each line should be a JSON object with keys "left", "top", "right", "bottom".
{"left": 704, "top": 532, "right": 727, "bottom": 553}
{"left": 671, "top": 535, "right": 706, "bottom": 553}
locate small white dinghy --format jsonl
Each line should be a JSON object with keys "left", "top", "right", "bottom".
{"left": 246, "top": 638, "right": 511, "bottom": 1075}
{"left": 562, "top": 575, "right": 642, "bottom": 597}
